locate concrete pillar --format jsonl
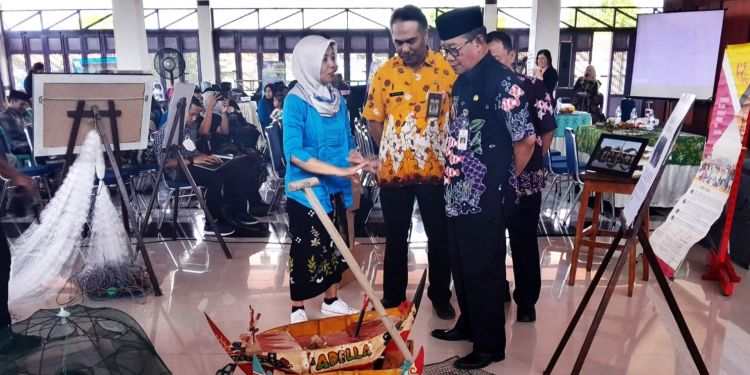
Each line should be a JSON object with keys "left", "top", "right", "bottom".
{"left": 484, "top": 0, "right": 498, "bottom": 32}
{"left": 0, "top": 28, "right": 10, "bottom": 94}
{"left": 112, "top": 0, "right": 150, "bottom": 72}
{"left": 528, "top": 0, "right": 561, "bottom": 73}
{"left": 197, "top": 0, "right": 216, "bottom": 84}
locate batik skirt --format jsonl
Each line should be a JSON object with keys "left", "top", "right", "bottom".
{"left": 287, "top": 194, "right": 350, "bottom": 301}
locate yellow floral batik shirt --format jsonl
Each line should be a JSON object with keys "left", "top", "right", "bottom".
{"left": 363, "top": 50, "right": 457, "bottom": 188}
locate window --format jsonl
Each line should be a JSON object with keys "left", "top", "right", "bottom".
{"left": 85, "top": 53, "right": 101, "bottom": 73}
{"left": 28, "top": 54, "right": 44, "bottom": 72}
{"left": 336, "top": 52, "right": 346, "bottom": 80}
{"left": 240, "top": 53, "right": 259, "bottom": 91}
{"left": 370, "top": 53, "right": 389, "bottom": 82}
{"left": 69, "top": 54, "right": 84, "bottom": 73}
{"left": 183, "top": 52, "right": 199, "bottom": 85}
{"left": 284, "top": 53, "right": 294, "bottom": 81}
{"left": 262, "top": 52, "right": 279, "bottom": 63}
{"left": 219, "top": 52, "right": 237, "bottom": 86}
{"left": 610, "top": 51, "right": 627, "bottom": 96}
{"left": 574, "top": 51, "right": 591, "bottom": 81}
{"left": 350, "top": 53, "right": 367, "bottom": 85}
{"left": 48, "top": 54, "right": 65, "bottom": 72}
{"left": 11, "top": 54, "right": 26, "bottom": 90}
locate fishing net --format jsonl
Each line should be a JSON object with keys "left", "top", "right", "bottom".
{"left": 0, "top": 304, "right": 171, "bottom": 374}
{"left": 9, "top": 130, "right": 150, "bottom": 308}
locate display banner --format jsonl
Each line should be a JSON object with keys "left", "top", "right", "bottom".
{"left": 623, "top": 93, "right": 696, "bottom": 227}
{"left": 261, "top": 61, "right": 286, "bottom": 86}
{"left": 650, "top": 43, "right": 750, "bottom": 278}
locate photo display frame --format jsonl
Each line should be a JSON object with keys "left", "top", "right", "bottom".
{"left": 32, "top": 73, "right": 153, "bottom": 156}
{"left": 585, "top": 133, "right": 649, "bottom": 178}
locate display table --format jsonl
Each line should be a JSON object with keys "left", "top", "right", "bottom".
{"left": 575, "top": 125, "right": 706, "bottom": 207}
{"left": 554, "top": 111, "right": 592, "bottom": 136}
{"left": 551, "top": 112, "right": 593, "bottom": 155}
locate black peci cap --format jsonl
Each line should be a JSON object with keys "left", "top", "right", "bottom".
{"left": 435, "top": 6, "right": 484, "bottom": 41}
{"left": 8, "top": 89, "right": 30, "bottom": 103}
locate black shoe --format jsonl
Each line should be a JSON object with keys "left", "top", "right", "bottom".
{"left": 504, "top": 280, "right": 512, "bottom": 303}
{"left": 203, "top": 221, "right": 235, "bottom": 236}
{"left": 250, "top": 203, "right": 271, "bottom": 217}
{"left": 380, "top": 298, "right": 403, "bottom": 309}
{"left": 433, "top": 302, "right": 456, "bottom": 320}
{"left": 517, "top": 305, "right": 536, "bottom": 322}
{"left": 232, "top": 212, "right": 260, "bottom": 226}
{"left": 431, "top": 327, "right": 472, "bottom": 342}
{"left": 453, "top": 350, "right": 505, "bottom": 370}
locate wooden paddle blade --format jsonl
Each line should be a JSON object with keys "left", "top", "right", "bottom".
{"left": 411, "top": 269, "right": 428, "bottom": 312}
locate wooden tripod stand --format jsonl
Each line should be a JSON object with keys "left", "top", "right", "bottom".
{"left": 141, "top": 97, "right": 232, "bottom": 259}
{"left": 63, "top": 100, "right": 162, "bottom": 296}
{"left": 545, "top": 96, "right": 708, "bottom": 374}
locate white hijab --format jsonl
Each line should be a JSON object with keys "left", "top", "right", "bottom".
{"left": 289, "top": 35, "right": 341, "bottom": 117}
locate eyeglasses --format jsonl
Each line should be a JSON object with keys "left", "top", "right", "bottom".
{"left": 439, "top": 38, "right": 474, "bottom": 58}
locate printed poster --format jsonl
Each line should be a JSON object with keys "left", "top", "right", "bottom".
{"left": 649, "top": 43, "right": 750, "bottom": 278}
{"left": 622, "top": 93, "right": 696, "bottom": 227}
{"left": 261, "top": 61, "right": 286, "bottom": 87}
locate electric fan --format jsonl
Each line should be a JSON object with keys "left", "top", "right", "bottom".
{"left": 153, "top": 47, "right": 185, "bottom": 87}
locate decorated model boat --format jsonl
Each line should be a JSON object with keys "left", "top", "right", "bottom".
{"left": 206, "top": 272, "right": 426, "bottom": 375}
{"left": 209, "top": 178, "right": 426, "bottom": 375}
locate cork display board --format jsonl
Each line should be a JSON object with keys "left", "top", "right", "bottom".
{"left": 32, "top": 73, "right": 153, "bottom": 156}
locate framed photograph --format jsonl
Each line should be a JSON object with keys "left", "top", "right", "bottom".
{"left": 32, "top": 73, "right": 153, "bottom": 156}
{"left": 586, "top": 133, "right": 649, "bottom": 178}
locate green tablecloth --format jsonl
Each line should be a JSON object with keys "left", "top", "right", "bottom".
{"left": 576, "top": 125, "right": 706, "bottom": 166}
{"left": 554, "top": 112, "right": 592, "bottom": 137}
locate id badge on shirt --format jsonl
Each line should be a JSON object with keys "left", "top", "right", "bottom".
{"left": 457, "top": 128, "right": 469, "bottom": 151}
{"left": 426, "top": 92, "right": 443, "bottom": 119}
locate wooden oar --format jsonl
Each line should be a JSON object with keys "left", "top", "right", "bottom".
{"left": 288, "top": 177, "right": 414, "bottom": 365}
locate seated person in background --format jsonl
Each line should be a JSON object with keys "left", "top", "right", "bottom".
{"left": 153, "top": 96, "right": 261, "bottom": 235}
{"left": 270, "top": 92, "right": 285, "bottom": 124}
{"left": 197, "top": 93, "right": 270, "bottom": 217}
{"left": 0, "top": 90, "right": 32, "bottom": 155}
{"left": 256, "top": 83, "right": 275, "bottom": 127}
{"left": 227, "top": 101, "right": 261, "bottom": 149}
{"left": 573, "top": 65, "right": 605, "bottom": 122}
{"left": 149, "top": 97, "right": 163, "bottom": 132}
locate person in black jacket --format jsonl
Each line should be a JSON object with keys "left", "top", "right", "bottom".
{"left": 23, "top": 62, "right": 44, "bottom": 99}
{"left": 533, "top": 49, "right": 557, "bottom": 100}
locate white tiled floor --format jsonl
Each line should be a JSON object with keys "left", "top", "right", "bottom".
{"left": 10, "top": 228, "right": 750, "bottom": 374}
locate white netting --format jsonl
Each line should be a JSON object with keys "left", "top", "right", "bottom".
{"left": 8, "top": 130, "right": 140, "bottom": 308}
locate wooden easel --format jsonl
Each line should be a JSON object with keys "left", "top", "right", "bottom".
{"left": 140, "top": 97, "right": 232, "bottom": 259}
{"left": 545, "top": 103, "right": 708, "bottom": 374}
{"left": 62, "top": 99, "right": 162, "bottom": 296}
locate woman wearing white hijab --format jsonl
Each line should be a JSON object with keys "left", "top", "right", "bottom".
{"left": 282, "top": 35, "right": 371, "bottom": 323}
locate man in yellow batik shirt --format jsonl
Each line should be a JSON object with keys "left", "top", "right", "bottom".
{"left": 363, "top": 5, "right": 456, "bottom": 319}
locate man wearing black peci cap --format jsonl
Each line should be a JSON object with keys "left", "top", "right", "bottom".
{"left": 431, "top": 6, "right": 537, "bottom": 370}
{"left": 0, "top": 90, "right": 33, "bottom": 155}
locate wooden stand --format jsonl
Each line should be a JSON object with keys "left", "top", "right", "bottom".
{"left": 702, "top": 113, "right": 748, "bottom": 295}
{"left": 569, "top": 172, "right": 649, "bottom": 296}
{"left": 140, "top": 98, "right": 232, "bottom": 259}
{"left": 63, "top": 100, "right": 162, "bottom": 296}
{"left": 545, "top": 117, "right": 708, "bottom": 374}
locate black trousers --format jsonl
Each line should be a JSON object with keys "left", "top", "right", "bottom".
{"left": 507, "top": 192, "right": 542, "bottom": 308}
{"left": 181, "top": 160, "right": 252, "bottom": 221}
{"left": 1, "top": 223, "right": 11, "bottom": 329}
{"left": 380, "top": 185, "right": 452, "bottom": 305}
{"left": 448, "top": 216, "right": 507, "bottom": 354}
